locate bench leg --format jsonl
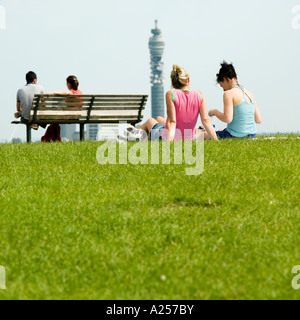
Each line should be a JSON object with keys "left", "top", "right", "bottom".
{"left": 26, "top": 125, "right": 31, "bottom": 143}
{"left": 80, "top": 124, "right": 85, "bottom": 141}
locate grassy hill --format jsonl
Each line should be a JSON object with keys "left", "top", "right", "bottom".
{"left": 0, "top": 136, "right": 299, "bottom": 300}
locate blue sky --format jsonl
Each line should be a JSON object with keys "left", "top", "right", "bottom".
{"left": 0, "top": 0, "right": 299, "bottom": 142}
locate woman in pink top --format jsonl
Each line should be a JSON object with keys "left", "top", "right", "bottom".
{"left": 41, "top": 76, "right": 82, "bottom": 142}
{"left": 126, "top": 65, "right": 217, "bottom": 141}
{"left": 48, "top": 75, "right": 83, "bottom": 97}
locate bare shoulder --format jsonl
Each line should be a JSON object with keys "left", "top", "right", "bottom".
{"left": 166, "top": 90, "right": 173, "bottom": 98}
{"left": 223, "top": 90, "right": 233, "bottom": 99}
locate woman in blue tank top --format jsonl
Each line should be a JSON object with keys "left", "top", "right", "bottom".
{"left": 208, "top": 61, "right": 262, "bottom": 139}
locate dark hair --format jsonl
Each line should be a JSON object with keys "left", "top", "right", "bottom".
{"left": 26, "top": 71, "right": 37, "bottom": 84}
{"left": 216, "top": 61, "right": 237, "bottom": 83}
{"left": 66, "top": 75, "right": 79, "bottom": 90}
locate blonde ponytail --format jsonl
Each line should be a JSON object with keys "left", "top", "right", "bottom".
{"left": 170, "top": 65, "right": 189, "bottom": 89}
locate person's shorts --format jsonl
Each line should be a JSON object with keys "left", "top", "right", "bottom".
{"left": 149, "top": 123, "right": 165, "bottom": 141}
{"left": 216, "top": 129, "right": 256, "bottom": 139}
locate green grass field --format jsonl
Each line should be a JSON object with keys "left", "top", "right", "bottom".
{"left": 0, "top": 136, "right": 300, "bottom": 300}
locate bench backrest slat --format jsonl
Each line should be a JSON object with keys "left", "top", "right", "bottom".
{"left": 29, "top": 94, "right": 148, "bottom": 125}
{"left": 37, "top": 102, "right": 143, "bottom": 107}
{"left": 35, "top": 107, "right": 142, "bottom": 111}
{"left": 33, "top": 110, "right": 145, "bottom": 116}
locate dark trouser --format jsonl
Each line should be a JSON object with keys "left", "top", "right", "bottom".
{"left": 41, "top": 124, "right": 61, "bottom": 143}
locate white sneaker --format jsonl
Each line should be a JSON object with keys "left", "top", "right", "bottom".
{"left": 117, "top": 134, "right": 128, "bottom": 143}
{"left": 124, "top": 126, "right": 138, "bottom": 135}
{"left": 127, "top": 129, "right": 143, "bottom": 142}
{"left": 123, "top": 127, "right": 139, "bottom": 140}
{"left": 125, "top": 125, "right": 136, "bottom": 132}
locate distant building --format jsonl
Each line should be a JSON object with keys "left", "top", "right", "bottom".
{"left": 97, "top": 124, "right": 119, "bottom": 141}
{"left": 71, "top": 131, "right": 81, "bottom": 141}
{"left": 88, "top": 124, "right": 99, "bottom": 141}
{"left": 149, "top": 20, "right": 165, "bottom": 119}
{"left": 11, "top": 138, "right": 22, "bottom": 144}
{"left": 61, "top": 124, "right": 98, "bottom": 141}
{"left": 61, "top": 124, "right": 77, "bottom": 141}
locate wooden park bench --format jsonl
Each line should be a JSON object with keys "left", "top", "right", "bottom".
{"left": 12, "top": 94, "right": 148, "bottom": 143}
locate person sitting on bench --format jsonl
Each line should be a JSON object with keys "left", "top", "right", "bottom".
{"left": 16, "top": 71, "right": 45, "bottom": 130}
{"left": 41, "top": 75, "right": 83, "bottom": 142}
{"left": 48, "top": 75, "right": 82, "bottom": 97}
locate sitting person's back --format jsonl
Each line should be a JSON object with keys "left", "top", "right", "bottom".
{"left": 69, "top": 88, "right": 82, "bottom": 95}
{"left": 48, "top": 75, "right": 82, "bottom": 97}
{"left": 162, "top": 88, "right": 202, "bottom": 140}
{"left": 208, "top": 61, "right": 262, "bottom": 139}
{"left": 66, "top": 76, "right": 83, "bottom": 107}
{"left": 42, "top": 75, "right": 82, "bottom": 142}
{"left": 16, "top": 71, "right": 45, "bottom": 123}
{"left": 161, "top": 65, "right": 216, "bottom": 141}
{"left": 226, "top": 85, "right": 256, "bottom": 137}
{"left": 127, "top": 65, "right": 217, "bottom": 142}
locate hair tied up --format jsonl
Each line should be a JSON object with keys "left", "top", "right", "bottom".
{"left": 216, "top": 61, "right": 237, "bottom": 83}
{"left": 170, "top": 64, "right": 189, "bottom": 90}
{"left": 66, "top": 75, "right": 79, "bottom": 91}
